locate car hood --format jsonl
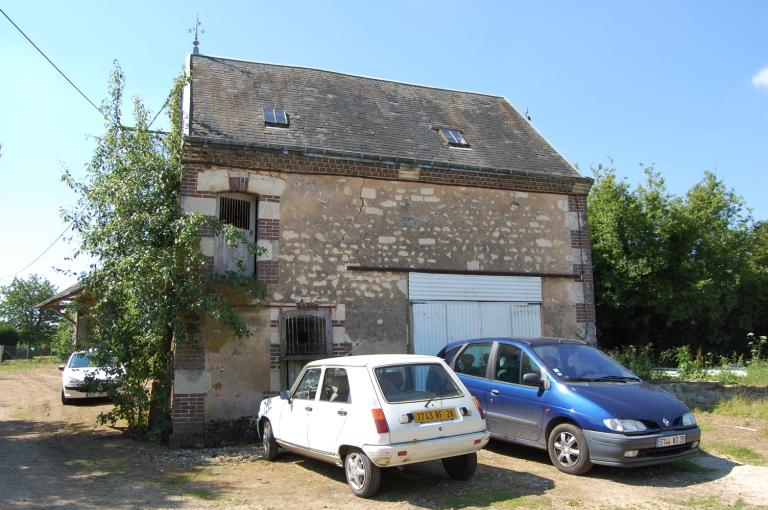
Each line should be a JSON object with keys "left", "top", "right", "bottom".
{"left": 64, "top": 367, "right": 116, "bottom": 381}
{"left": 567, "top": 381, "right": 690, "bottom": 423}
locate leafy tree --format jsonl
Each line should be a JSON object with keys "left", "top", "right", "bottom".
{"left": 588, "top": 163, "right": 764, "bottom": 353}
{"left": 63, "top": 63, "right": 265, "bottom": 437}
{"left": 0, "top": 275, "right": 60, "bottom": 347}
{"left": 0, "top": 322, "right": 20, "bottom": 346}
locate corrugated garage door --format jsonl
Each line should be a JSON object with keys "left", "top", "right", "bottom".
{"left": 409, "top": 273, "right": 542, "bottom": 355}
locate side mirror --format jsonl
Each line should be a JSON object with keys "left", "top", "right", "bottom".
{"left": 58, "top": 365, "right": 65, "bottom": 371}
{"left": 522, "top": 372, "right": 542, "bottom": 387}
{"left": 279, "top": 390, "right": 291, "bottom": 401}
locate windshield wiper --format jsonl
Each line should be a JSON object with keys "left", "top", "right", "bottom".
{"left": 424, "top": 390, "right": 450, "bottom": 408}
{"left": 592, "top": 375, "right": 641, "bottom": 382}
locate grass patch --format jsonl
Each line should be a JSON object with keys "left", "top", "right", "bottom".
{"left": 0, "top": 357, "right": 61, "bottom": 372}
{"left": 669, "top": 459, "right": 716, "bottom": 474}
{"left": 712, "top": 394, "right": 768, "bottom": 421}
{"left": 701, "top": 442, "right": 765, "bottom": 465}
{"left": 420, "top": 487, "right": 550, "bottom": 509}
{"left": 675, "top": 496, "right": 753, "bottom": 509}
{"left": 9, "top": 409, "right": 28, "bottom": 420}
{"left": 743, "top": 361, "right": 768, "bottom": 387}
{"left": 150, "top": 470, "right": 219, "bottom": 501}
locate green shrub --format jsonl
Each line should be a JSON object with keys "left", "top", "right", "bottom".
{"left": 607, "top": 344, "right": 659, "bottom": 379}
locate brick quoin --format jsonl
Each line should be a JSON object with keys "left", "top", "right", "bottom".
{"left": 257, "top": 219, "right": 279, "bottom": 240}
{"left": 575, "top": 303, "right": 596, "bottom": 324}
{"left": 172, "top": 393, "right": 205, "bottom": 422}
{"left": 257, "top": 261, "right": 279, "bottom": 284}
{"left": 174, "top": 346, "right": 205, "bottom": 370}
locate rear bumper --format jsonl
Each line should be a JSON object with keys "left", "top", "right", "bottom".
{"left": 584, "top": 427, "right": 701, "bottom": 467}
{"left": 363, "top": 430, "right": 490, "bottom": 467}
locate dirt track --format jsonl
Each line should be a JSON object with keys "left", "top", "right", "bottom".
{"left": 1, "top": 364, "right": 767, "bottom": 509}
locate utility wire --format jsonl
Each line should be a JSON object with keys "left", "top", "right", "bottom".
{"left": 0, "top": 7, "right": 103, "bottom": 117}
{"left": 0, "top": 224, "right": 72, "bottom": 280}
{"left": 0, "top": 8, "right": 169, "bottom": 278}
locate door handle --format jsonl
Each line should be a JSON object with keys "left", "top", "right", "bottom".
{"left": 337, "top": 410, "right": 347, "bottom": 416}
{"left": 305, "top": 406, "right": 313, "bottom": 412}
{"left": 491, "top": 389, "right": 500, "bottom": 395}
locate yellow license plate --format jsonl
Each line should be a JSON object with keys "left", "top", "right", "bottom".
{"left": 412, "top": 408, "right": 457, "bottom": 424}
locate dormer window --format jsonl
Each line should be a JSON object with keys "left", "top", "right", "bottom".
{"left": 438, "top": 128, "right": 470, "bottom": 148}
{"left": 263, "top": 107, "right": 289, "bottom": 128}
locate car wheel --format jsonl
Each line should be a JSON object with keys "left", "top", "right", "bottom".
{"left": 262, "top": 420, "right": 279, "bottom": 461}
{"left": 344, "top": 449, "right": 381, "bottom": 498}
{"left": 548, "top": 423, "right": 593, "bottom": 475}
{"left": 442, "top": 452, "right": 478, "bottom": 480}
{"left": 61, "top": 389, "right": 72, "bottom": 406}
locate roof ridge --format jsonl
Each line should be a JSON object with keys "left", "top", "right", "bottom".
{"left": 191, "top": 53, "right": 507, "bottom": 100}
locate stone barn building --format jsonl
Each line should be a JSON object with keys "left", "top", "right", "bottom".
{"left": 171, "top": 54, "right": 595, "bottom": 446}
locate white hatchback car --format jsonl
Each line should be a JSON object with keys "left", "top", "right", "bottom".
{"left": 59, "top": 351, "right": 117, "bottom": 404}
{"left": 258, "top": 354, "right": 490, "bottom": 497}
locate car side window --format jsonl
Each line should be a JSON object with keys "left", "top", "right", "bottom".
{"left": 319, "top": 368, "right": 351, "bottom": 404}
{"left": 454, "top": 343, "right": 492, "bottom": 378}
{"left": 520, "top": 352, "right": 542, "bottom": 386}
{"left": 293, "top": 368, "right": 321, "bottom": 400}
{"left": 495, "top": 343, "right": 523, "bottom": 384}
{"left": 443, "top": 346, "right": 461, "bottom": 366}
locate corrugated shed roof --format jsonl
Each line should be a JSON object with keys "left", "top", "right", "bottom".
{"left": 188, "top": 55, "right": 582, "bottom": 179}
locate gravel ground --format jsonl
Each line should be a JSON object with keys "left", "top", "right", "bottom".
{"left": 2, "top": 363, "right": 767, "bottom": 509}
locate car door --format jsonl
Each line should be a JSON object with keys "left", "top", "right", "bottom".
{"left": 451, "top": 342, "right": 494, "bottom": 412}
{"left": 279, "top": 367, "right": 321, "bottom": 448}
{"left": 307, "top": 367, "right": 351, "bottom": 454}
{"left": 486, "top": 343, "right": 546, "bottom": 441}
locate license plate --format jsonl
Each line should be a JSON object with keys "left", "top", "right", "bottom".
{"left": 657, "top": 434, "right": 686, "bottom": 447}
{"left": 412, "top": 408, "right": 457, "bottom": 424}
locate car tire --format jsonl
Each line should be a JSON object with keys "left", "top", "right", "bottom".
{"left": 61, "top": 389, "right": 72, "bottom": 406}
{"left": 547, "top": 423, "right": 593, "bottom": 475}
{"left": 344, "top": 449, "right": 381, "bottom": 498}
{"left": 442, "top": 452, "right": 478, "bottom": 480}
{"left": 262, "top": 420, "right": 279, "bottom": 461}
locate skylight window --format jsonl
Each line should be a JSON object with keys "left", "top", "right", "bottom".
{"left": 438, "top": 128, "right": 469, "bottom": 148}
{"left": 263, "top": 107, "right": 289, "bottom": 128}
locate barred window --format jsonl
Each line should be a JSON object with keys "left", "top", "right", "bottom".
{"left": 281, "top": 311, "right": 331, "bottom": 358}
{"left": 219, "top": 196, "right": 251, "bottom": 230}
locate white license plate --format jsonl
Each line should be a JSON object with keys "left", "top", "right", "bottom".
{"left": 657, "top": 434, "right": 686, "bottom": 447}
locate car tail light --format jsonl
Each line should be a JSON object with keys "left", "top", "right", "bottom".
{"left": 472, "top": 396, "right": 485, "bottom": 420}
{"left": 372, "top": 408, "right": 389, "bottom": 433}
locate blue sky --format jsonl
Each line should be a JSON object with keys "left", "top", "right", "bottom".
{"left": 1, "top": 1, "right": 767, "bottom": 291}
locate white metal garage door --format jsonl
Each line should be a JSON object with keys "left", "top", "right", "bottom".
{"left": 409, "top": 273, "right": 542, "bottom": 355}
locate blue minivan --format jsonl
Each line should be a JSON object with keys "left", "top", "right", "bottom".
{"left": 438, "top": 338, "right": 701, "bottom": 474}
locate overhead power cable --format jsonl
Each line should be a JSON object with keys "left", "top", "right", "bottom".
{"left": 0, "top": 7, "right": 103, "bottom": 117}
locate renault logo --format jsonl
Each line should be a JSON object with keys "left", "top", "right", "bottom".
{"left": 662, "top": 418, "right": 670, "bottom": 427}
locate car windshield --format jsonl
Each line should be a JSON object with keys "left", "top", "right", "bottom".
{"left": 532, "top": 344, "right": 639, "bottom": 382}
{"left": 374, "top": 363, "right": 462, "bottom": 403}
{"left": 69, "top": 353, "right": 96, "bottom": 369}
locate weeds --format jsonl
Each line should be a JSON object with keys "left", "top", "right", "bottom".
{"left": 609, "top": 332, "right": 768, "bottom": 385}
{"left": 701, "top": 442, "right": 765, "bottom": 465}
{"left": 712, "top": 394, "right": 768, "bottom": 420}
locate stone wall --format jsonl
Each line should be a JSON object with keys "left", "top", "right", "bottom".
{"left": 170, "top": 144, "right": 596, "bottom": 446}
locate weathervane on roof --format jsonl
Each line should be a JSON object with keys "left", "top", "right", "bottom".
{"left": 189, "top": 14, "right": 204, "bottom": 55}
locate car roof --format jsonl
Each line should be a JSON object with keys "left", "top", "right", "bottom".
{"left": 443, "top": 337, "right": 587, "bottom": 352}
{"left": 304, "top": 354, "right": 443, "bottom": 369}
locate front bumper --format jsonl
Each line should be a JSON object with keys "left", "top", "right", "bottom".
{"left": 584, "top": 427, "right": 701, "bottom": 467}
{"left": 362, "top": 430, "right": 491, "bottom": 467}
{"left": 63, "top": 386, "right": 108, "bottom": 399}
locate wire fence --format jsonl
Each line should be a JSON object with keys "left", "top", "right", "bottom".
{"left": 0, "top": 345, "right": 53, "bottom": 361}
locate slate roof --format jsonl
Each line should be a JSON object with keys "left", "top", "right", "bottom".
{"left": 187, "top": 55, "right": 582, "bottom": 179}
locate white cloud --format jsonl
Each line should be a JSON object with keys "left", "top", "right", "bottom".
{"left": 752, "top": 66, "right": 768, "bottom": 88}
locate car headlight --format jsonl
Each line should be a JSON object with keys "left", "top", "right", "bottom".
{"left": 681, "top": 412, "right": 697, "bottom": 427}
{"left": 64, "top": 376, "right": 81, "bottom": 386}
{"left": 603, "top": 418, "right": 648, "bottom": 432}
